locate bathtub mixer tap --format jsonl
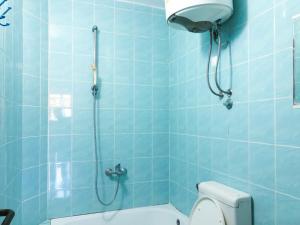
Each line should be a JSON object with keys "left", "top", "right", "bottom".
{"left": 105, "top": 164, "right": 127, "bottom": 177}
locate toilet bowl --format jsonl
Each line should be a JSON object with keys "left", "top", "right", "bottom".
{"left": 189, "top": 181, "right": 252, "bottom": 225}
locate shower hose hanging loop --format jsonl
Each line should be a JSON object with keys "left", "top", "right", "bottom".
{"left": 207, "top": 28, "right": 224, "bottom": 99}
{"left": 0, "top": 0, "right": 11, "bottom": 27}
{"left": 206, "top": 22, "right": 232, "bottom": 106}
{"left": 91, "top": 25, "right": 123, "bottom": 206}
{"left": 213, "top": 24, "right": 232, "bottom": 97}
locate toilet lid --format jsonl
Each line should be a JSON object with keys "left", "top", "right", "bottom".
{"left": 189, "top": 197, "right": 225, "bottom": 225}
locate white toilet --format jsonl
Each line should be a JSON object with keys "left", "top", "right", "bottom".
{"left": 189, "top": 181, "right": 252, "bottom": 225}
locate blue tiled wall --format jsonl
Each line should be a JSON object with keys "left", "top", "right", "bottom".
{"left": 0, "top": 0, "right": 23, "bottom": 224}
{"left": 47, "top": 0, "right": 169, "bottom": 218}
{"left": 169, "top": 0, "right": 300, "bottom": 224}
{"left": 21, "top": 0, "right": 48, "bottom": 225}
{"left": 3, "top": 1, "right": 300, "bottom": 224}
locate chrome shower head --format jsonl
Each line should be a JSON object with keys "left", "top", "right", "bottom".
{"left": 223, "top": 97, "right": 233, "bottom": 110}
{"left": 92, "top": 25, "right": 98, "bottom": 32}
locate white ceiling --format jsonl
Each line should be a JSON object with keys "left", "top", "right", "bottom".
{"left": 118, "top": 0, "right": 165, "bottom": 9}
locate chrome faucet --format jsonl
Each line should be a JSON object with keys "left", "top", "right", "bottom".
{"left": 105, "top": 164, "right": 127, "bottom": 177}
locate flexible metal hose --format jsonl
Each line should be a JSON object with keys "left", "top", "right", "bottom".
{"left": 206, "top": 29, "right": 224, "bottom": 98}
{"left": 214, "top": 29, "right": 232, "bottom": 96}
{"left": 91, "top": 25, "right": 120, "bottom": 206}
{"left": 93, "top": 96, "right": 120, "bottom": 206}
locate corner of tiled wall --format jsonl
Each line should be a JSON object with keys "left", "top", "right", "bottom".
{"left": 21, "top": 0, "right": 48, "bottom": 224}
{"left": 0, "top": 0, "right": 23, "bottom": 224}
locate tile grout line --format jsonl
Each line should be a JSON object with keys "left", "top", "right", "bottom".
{"left": 151, "top": 7, "right": 154, "bottom": 205}
{"left": 113, "top": 0, "right": 117, "bottom": 207}
{"left": 132, "top": 3, "right": 136, "bottom": 208}
{"left": 39, "top": 0, "right": 42, "bottom": 220}
{"left": 70, "top": 0, "right": 75, "bottom": 216}
{"left": 46, "top": 0, "right": 51, "bottom": 219}
{"left": 273, "top": 2, "right": 278, "bottom": 224}
{"left": 246, "top": 0, "right": 251, "bottom": 197}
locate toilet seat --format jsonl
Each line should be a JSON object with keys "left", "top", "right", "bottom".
{"left": 189, "top": 196, "right": 225, "bottom": 225}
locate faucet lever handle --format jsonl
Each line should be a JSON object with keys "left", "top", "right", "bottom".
{"left": 116, "top": 164, "right": 127, "bottom": 176}
{"left": 115, "top": 163, "right": 121, "bottom": 170}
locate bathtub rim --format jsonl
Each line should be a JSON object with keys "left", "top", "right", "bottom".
{"left": 50, "top": 204, "right": 188, "bottom": 225}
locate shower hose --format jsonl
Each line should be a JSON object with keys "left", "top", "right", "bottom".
{"left": 206, "top": 27, "right": 224, "bottom": 98}
{"left": 93, "top": 95, "right": 120, "bottom": 206}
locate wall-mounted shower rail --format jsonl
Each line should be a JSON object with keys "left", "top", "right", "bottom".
{"left": 91, "top": 25, "right": 98, "bottom": 96}
{"left": 0, "top": 0, "right": 11, "bottom": 27}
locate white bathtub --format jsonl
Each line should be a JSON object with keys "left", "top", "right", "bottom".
{"left": 51, "top": 204, "right": 188, "bottom": 225}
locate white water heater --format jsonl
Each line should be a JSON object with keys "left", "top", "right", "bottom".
{"left": 165, "top": 0, "right": 233, "bottom": 33}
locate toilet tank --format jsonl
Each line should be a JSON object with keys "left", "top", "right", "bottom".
{"left": 198, "top": 181, "right": 252, "bottom": 225}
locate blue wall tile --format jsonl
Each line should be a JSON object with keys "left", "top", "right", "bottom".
{"left": 134, "top": 134, "right": 152, "bottom": 157}
{"left": 98, "top": 32, "right": 115, "bottom": 58}
{"left": 275, "top": 49, "right": 293, "bottom": 98}
{"left": 95, "top": 4, "right": 114, "bottom": 32}
{"left": 49, "top": 136, "right": 71, "bottom": 162}
{"left": 22, "top": 137, "right": 40, "bottom": 169}
{"left": 249, "top": 101, "right": 274, "bottom": 143}
{"left": 135, "top": 62, "right": 153, "bottom": 85}
{"left": 133, "top": 182, "right": 152, "bottom": 207}
{"left": 48, "top": 53, "right": 72, "bottom": 81}
{"left": 116, "top": 8, "right": 133, "bottom": 35}
{"left": 249, "top": 55, "right": 274, "bottom": 100}
{"left": 134, "top": 158, "right": 152, "bottom": 182}
{"left": 22, "top": 197, "right": 40, "bottom": 225}
{"left": 49, "top": 25, "right": 72, "bottom": 53}
{"left": 276, "top": 193, "right": 300, "bottom": 225}
{"left": 250, "top": 186, "right": 275, "bottom": 225}
{"left": 47, "top": 190, "right": 72, "bottom": 218}
{"left": 249, "top": 144, "right": 275, "bottom": 189}
{"left": 74, "top": 2, "right": 94, "bottom": 29}
{"left": 228, "top": 141, "right": 248, "bottom": 180}
{"left": 115, "top": 59, "right": 134, "bottom": 83}
{"left": 249, "top": 10, "right": 274, "bottom": 59}
{"left": 22, "top": 167, "right": 39, "bottom": 200}
{"left": 49, "top": 0, "right": 72, "bottom": 26}
{"left": 276, "top": 147, "right": 300, "bottom": 198}
{"left": 72, "top": 162, "right": 94, "bottom": 189}
{"left": 276, "top": 99, "right": 300, "bottom": 146}
{"left": 115, "top": 134, "right": 134, "bottom": 159}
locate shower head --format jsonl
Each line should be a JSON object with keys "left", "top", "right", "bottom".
{"left": 92, "top": 25, "right": 98, "bottom": 32}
